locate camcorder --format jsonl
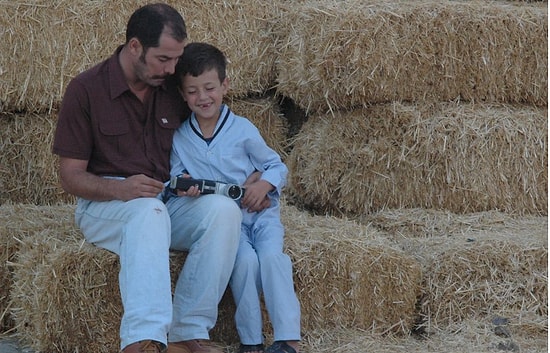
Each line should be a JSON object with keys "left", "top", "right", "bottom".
{"left": 169, "top": 176, "right": 245, "bottom": 201}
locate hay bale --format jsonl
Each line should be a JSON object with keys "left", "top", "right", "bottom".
{"left": 0, "top": 0, "right": 283, "bottom": 113}
{"left": 422, "top": 240, "right": 547, "bottom": 331}
{"left": 10, "top": 232, "right": 116, "bottom": 353}
{"left": 12, "top": 236, "right": 239, "bottom": 353}
{"left": 282, "top": 203, "right": 423, "bottom": 334}
{"left": 0, "top": 1, "right": 133, "bottom": 113}
{"left": 0, "top": 112, "right": 73, "bottom": 205}
{"left": 360, "top": 207, "right": 548, "bottom": 334}
{"left": 274, "top": 0, "right": 547, "bottom": 113}
{"left": 183, "top": 0, "right": 284, "bottom": 98}
{"left": 226, "top": 96, "right": 289, "bottom": 158}
{"left": 5, "top": 204, "right": 547, "bottom": 351}
{"left": 3, "top": 203, "right": 237, "bottom": 351}
{"left": 360, "top": 208, "right": 548, "bottom": 240}
{"left": 286, "top": 102, "right": 547, "bottom": 215}
{"left": 6, "top": 201, "right": 422, "bottom": 350}
{"left": 0, "top": 203, "right": 76, "bottom": 333}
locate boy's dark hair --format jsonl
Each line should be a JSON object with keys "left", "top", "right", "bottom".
{"left": 126, "top": 3, "right": 187, "bottom": 50}
{"left": 176, "top": 42, "right": 227, "bottom": 86}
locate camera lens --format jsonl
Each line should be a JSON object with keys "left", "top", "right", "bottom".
{"left": 226, "top": 185, "right": 244, "bottom": 200}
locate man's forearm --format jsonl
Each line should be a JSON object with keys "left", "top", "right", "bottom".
{"left": 60, "top": 169, "right": 123, "bottom": 201}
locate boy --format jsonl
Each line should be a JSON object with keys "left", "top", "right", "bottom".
{"left": 169, "top": 42, "right": 301, "bottom": 353}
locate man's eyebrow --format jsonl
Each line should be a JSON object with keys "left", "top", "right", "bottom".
{"left": 157, "top": 54, "right": 179, "bottom": 60}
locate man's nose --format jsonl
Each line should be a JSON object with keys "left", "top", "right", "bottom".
{"left": 165, "top": 59, "right": 177, "bottom": 75}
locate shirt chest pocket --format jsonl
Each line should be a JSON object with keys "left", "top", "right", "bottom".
{"left": 99, "top": 117, "right": 130, "bottom": 136}
{"left": 96, "top": 117, "right": 138, "bottom": 161}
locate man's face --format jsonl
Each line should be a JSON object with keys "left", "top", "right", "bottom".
{"left": 134, "top": 32, "right": 186, "bottom": 87}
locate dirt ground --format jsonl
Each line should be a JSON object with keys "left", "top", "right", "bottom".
{"left": 2, "top": 327, "right": 547, "bottom": 353}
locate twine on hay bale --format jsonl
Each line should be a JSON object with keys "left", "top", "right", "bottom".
{"left": 0, "top": 0, "right": 283, "bottom": 113}
{"left": 281, "top": 203, "right": 422, "bottom": 334}
{"left": 0, "top": 112, "right": 73, "bottom": 205}
{"left": 286, "top": 102, "right": 547, "bottom": 216}
{"left": 274, "top": 0, "right": 547, "bottom": 113}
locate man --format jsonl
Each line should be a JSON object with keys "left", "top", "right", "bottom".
{"left": 53, "top": 4, "right": 255, "bottom": 353}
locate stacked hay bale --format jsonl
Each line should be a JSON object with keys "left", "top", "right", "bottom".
{"left": 280, "top": 1, "right": 547, "bottom": 215}
{"left": 361, "top": 208, "right": 548, "bottom": 335}
{"left": 0, "top": 0, "right": 290, "bottom": 204}
{"left": 286, "top": 102, "right": 547, "bottom": 215}
{"left": 0, "top": 0, "right": 289, "bottom": 348}
{"left": 3, "top": 202, "right": 422, "bottom": 353}
{"left": 277, "top": 0, "right": 548, "bottom": 345}
{"left": 0, "top": 99, "right": 287, "bottom": 205}
{"left": 275, "top": 0, "right": 547, "bottom": 112}
{"left": 0, "top": 1, "right": 547, "bottom": 352}
{"left": 281, "top": 203, "right": 422, "bottom": 335}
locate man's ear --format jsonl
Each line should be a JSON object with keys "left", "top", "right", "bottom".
{"left": 128, "top": 37, "right": 143, "bottom": 56}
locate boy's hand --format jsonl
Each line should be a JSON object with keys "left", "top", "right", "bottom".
{"left": 176, "top": 174, "right": 201, "bottom": 197}
{"left": 241, "top": 179, "right": 273, "bottom": 212}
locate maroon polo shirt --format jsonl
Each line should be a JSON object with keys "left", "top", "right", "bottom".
{"left": 53, "top": 46, "right": 187, "bottom": 182}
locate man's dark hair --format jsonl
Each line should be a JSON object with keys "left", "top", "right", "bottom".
{"left": 176, "top": 42, "right": 227, "bottom": 86}
{"left": 126, "top": 3, "right": 187, "bottom": 49}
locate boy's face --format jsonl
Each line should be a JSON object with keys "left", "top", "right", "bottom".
{"left": 180, "top": 68, "right": 228, "bottom": 121}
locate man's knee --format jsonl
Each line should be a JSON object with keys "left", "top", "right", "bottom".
{"left": 131, "top": 198, "right": 169, "bottom": 219}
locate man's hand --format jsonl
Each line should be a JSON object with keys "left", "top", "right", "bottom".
{"left": 59, "top": 157, "right": 164, "bottom": 201}
{"left": 121, "top": 174, "right": 165, "bottom": 200}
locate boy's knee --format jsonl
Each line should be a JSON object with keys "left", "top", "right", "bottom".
{"left": 207, "top": 195, "right": 243, "bottom": 224}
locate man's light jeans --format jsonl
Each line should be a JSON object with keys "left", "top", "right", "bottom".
{"left": 75, "top": 193, "right": 241, "bottom": 350}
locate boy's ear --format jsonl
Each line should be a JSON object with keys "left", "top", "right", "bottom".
{"left": 222, "top": 77, "right": 230, "bottom": 94}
